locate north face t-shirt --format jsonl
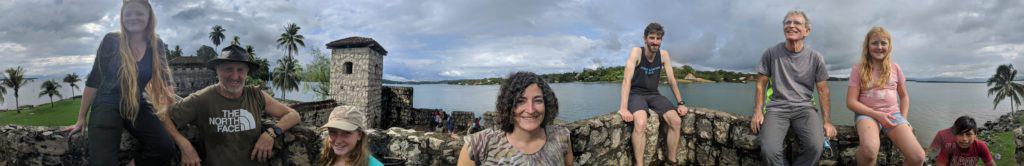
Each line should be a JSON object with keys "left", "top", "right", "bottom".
{"left": 170, "top": 85, "right": 266, "bottom": 166}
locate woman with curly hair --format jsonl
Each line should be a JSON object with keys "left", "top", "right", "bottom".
{"left": 457, "top": 71, "right": 574, "bottom": 166}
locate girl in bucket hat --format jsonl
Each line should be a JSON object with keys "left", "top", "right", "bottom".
{"left": 318, "top": 106, "right": 384, "bottom": 166}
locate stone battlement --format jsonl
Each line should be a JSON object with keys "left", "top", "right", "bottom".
{"left": 3, "top": 106, "right": 922, "bottom": 165}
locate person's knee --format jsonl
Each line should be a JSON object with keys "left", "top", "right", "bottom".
{"left": 759, "top": 142, "right": 784, "bottom": 156}
{"left": 664, "top": 114, "right": 681, "bottom": 128}
{"left": 905, "top": 152, "right": 925, "bottom": 164}
{"left": 856, "top": 145, "right": 879, "bottom": 161}
{"left": 858, "top": 139, "right": 880, "bottom": 154}
{"left": 807, "top": 142, "right": 824, "bottom": 153}
{"left": 633, "top": 120, "right": 647, "bottom": 134}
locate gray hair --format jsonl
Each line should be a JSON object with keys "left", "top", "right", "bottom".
{"left": 783, "top": 10, "right": 811, "bottom": 30}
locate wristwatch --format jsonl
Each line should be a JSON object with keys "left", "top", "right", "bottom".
{"left": 677, "top": 100, "right": 686, "bottom": 106}
{"left": 265, "top": 126, "right": 282, "bottom": 139}
{"left": 264, "top": 128, "right": 277, "bottom": 138}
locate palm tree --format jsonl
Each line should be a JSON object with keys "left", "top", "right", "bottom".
{"left": 39, "top": 80, "right": 62, "bottom": 108}
{"left": 231, "top": 36, "right": 241, "bottom": 46}
{"left": 988, "top": 64, "right": 1024, "bottom": 118}
{"left": 63, "top": 73, "right": 81, "bottom": 98}
{"left": 209, "top": 25, "right": 226, "bottom": 50}
{"left": 246, "top": 45, "right": 270, "bottom": 82}
{"left": 274, "top": 23, "right": 305, "bottom": 100}
{"left": 166, "top": 45, "right": 183, "bottom": 60}
{"left": 245, "top": 45, "right": 256, "bottom": 58}
{"left": 272, "top": 56, "right": 302, "bottom": 100}
{"left": 3, "top": 66, "right": 31, "bottom": 113}
{"left": 276, "top": 23, "right": 305, "bottom": 59}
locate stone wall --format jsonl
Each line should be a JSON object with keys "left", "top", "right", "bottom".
{"left": 1015, "top": 127, "right": 1024, "bottom": 165}
{"left": 382, "top": 86, "right": 413, "bottom": 129}
{"left": 286, "top": 99, "right": 338, "bottom": 127}
{"left": 0, "top": 122, "right": 323, "bottom": 166}
{"left": 169, "top": 57, "right": 217, "bottom": 97}
{"left": 390, "top": 107, "right": 908, "bottom": 165}
{"left": 1, "top": 107, "right": 911, "bottom": 166}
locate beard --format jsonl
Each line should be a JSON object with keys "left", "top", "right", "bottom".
{"left": 220, "top": 83, "right": 244, "bottom": 93}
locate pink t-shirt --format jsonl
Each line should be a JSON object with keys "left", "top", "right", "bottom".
{"left": 848, "top": 63, "right": 905, "bottom": 114}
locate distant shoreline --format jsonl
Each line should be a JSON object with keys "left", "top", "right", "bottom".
{"left": 386, "top": 79, "right": 989, "bottom": 85}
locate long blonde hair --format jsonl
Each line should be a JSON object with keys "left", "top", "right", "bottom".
{"left": 857, "top": 26, "right": 894, "bottom": 89}
{"left": 117, "top": 0, "right": 176, "bottom": 125}
{"left": 318, "top": 130, "right": 370, "bottom": 166}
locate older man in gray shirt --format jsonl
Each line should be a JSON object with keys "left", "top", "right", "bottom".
{"left": 750, "top": 10, "right": 838, "bottom": 166}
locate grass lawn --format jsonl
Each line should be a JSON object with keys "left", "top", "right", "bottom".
{"left": 0, "top": 98, "right": 82, "bottom": 126}
{"left": 984, "top": 114, "right": 1024, "bottom": 165}
{"left": 989, "top": 131, "right": 1015, "bottom": 165}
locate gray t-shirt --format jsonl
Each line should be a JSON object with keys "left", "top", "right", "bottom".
{"left": 756, "top": 42, "right": 829, "bottom": 111}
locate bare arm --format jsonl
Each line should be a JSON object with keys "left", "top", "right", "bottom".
{"left": 156, "top": 99, "right": 202, "bottom": 165}
{"left": 157, "top": 110, "right": 190, "bottom": 149}
{"left": 661, "top": 51, "right": 683, "bottom": 103}
{"left": 63, "top": 87, "right": 97, "bottom": 134}
{"left": 457, "top": 144, "right": 475, "bottom": 166}
{"left": 619, "top": 48, "right": 641, "bottom": 111}
{"left": 897, "top": 82, "right": 910, "bottom": 118}
{"left": 816, "top": 81, "right": 837, "bottom": 138}
{"left": 76, "top": 87, "right": 97, "bottom": 122}
{"left": 750, "top": 75, "right": 769, "bottom": 134}
{"left": 565, "top": 136, "right": 574, "bottom": 166}
{"left": 251, "top": 91, "right": 302, "bottom": 162}
{"left": 816, "top": 81, "right": 832, "bottom": 121}
{"left": 753, "top": 75, "right": 768, "bottom": 114}
{"left": 262, "top": 91, "right": 300, "bottom": 131}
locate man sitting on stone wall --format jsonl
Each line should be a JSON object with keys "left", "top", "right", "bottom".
{"left": 158, "top": 45, "right": 301, "bottom": 166}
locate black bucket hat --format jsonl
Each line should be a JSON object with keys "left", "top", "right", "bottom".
{"left": 207, "top": 45, "right": 260, "bottom": 70}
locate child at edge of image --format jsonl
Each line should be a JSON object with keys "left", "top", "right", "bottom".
{"left": 936, "top": 116, "right": 995, "bottom": 166}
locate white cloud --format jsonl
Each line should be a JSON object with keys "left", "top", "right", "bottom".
{"left": 0, "top": 42, "right": 27, "bottom": 52}
{"left": 28, "top": 55, "right": 94, "bottom": 67}
{"left": 976, "top": 44, "right": 1024, "bottom": 60}
{"left": 422, "top": 35, "right": 606, "bottom": 79}
{"left": 1, "top": 0, "right": 1022, "bottom": 81}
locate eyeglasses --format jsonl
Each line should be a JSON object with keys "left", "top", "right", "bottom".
{"left": 784, "top": 20, "right": 805, "bottom": 26}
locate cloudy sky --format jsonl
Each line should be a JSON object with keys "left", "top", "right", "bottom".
{"left": 0, "top": 0, "right": 1021, "bottom": 81}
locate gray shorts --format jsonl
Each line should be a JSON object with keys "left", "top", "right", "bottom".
{"left": 627, "top": 93, "right": 675, "bottom": 114}
{"left": 855, "top": 112, "right": 909, "bottom": 133}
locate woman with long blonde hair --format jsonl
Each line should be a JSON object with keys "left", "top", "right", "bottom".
{"left": 846, "top": 26, "right": 926, "bottom": 165}
{"left": 62, "top": 0, "right": 179, "bottom": 165}
{"left": 318, "top": 106, "right": 384, "bottom": 166}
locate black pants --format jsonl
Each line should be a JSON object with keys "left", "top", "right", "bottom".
{"left": 87, "top": 103, "right": 176, "bottom": 166}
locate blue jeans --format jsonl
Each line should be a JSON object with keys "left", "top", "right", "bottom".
{"left": 855, "top": 112, "right": 909, "bottom": 134}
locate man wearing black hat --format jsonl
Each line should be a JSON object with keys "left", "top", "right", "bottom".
{"left": 158, "top": 45, "right": 301, "bottom": 166}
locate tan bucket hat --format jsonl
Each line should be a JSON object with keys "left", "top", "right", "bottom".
{"left": 320, "top": 106, "right": 367, "bottom": 131}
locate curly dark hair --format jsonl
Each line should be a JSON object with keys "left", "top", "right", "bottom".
{"left": 495, "top": 71, "right": 559, "bottom": 133}
{"left": 644, "top": 22, "right": 664, "bottom": 37}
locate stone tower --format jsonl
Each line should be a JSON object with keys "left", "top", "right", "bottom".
{"left": 326, "top": 36, "right": 387, "bottom": 129}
